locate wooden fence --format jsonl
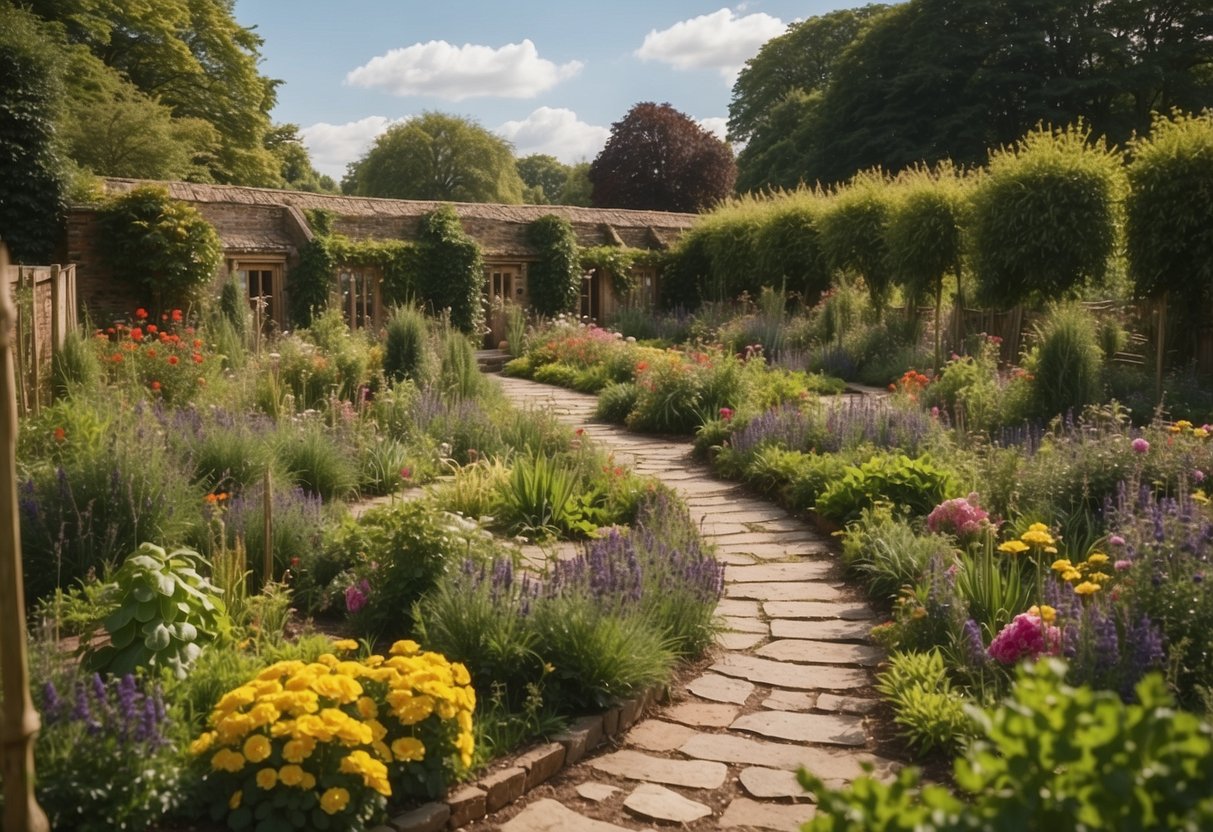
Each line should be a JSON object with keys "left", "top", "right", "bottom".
{"left": 4, "top": 264, "right": 78, "bottom": 415}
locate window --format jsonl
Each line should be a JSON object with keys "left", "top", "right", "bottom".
{"left": 235, "top": 260, "right": 284, "bottom": 331}
{"left": 339, "top": 267, "right": 382, "bottom": 330}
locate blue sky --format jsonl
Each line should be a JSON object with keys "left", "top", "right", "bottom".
{"left": 233, "top": 1, "right": 853, "bottom": 179}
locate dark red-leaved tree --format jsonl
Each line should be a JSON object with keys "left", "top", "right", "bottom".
{"left": 589, "top": 102, "right": 736, "bottom": 213}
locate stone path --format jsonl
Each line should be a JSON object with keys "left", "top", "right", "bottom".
{"left": 466, "top": 377, "right": 897, "bottom": 832}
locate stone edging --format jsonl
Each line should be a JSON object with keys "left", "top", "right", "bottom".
{"left": 377, "top": 686, "right": 663, "bottom": 832}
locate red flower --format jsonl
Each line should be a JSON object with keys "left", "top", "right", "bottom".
{"left": 146, "top": 349, "right": 157, "bottom": 358}
{"left": 146, "top": 324, "right": 158, "bottom": 334}
{"left": 171, "top": 309, "right": 183, "bottom": 322}
{"left": 135, "top": 308, "right": 148, "bottom": 320}
{"left": 150, "top": 381, "right": 161, "bottom": 391}
{"left": 192, "top": 353, "right": 204, "bottom": 364}
{"left": 130, "top": 327, "right": 143, "bottom": 342}
{"left": 168, "top": 355, "right": 179, "bottom": 365}
{"left": 52, "top": 427, "right": 65, "bottom": 443}
{"left": 193, "top": 339, "right": 203, "bottom": 349}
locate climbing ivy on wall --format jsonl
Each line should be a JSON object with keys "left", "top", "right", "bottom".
{"left": 526, "top": 215, "right": 581, "bottom": 316}
{"left": 414, "top": 205, "right": 484, "bottom": 334}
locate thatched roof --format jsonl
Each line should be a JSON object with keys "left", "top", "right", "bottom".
{"left": 98, "top": 179, "right": 699, "bottom": 259}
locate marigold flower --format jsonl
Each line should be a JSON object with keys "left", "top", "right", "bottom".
{"left": 1051, "top": 558, "right": 1072, "bottom": 572}
{"left": 390, "top": 640, "right": 420, "bottom": 656}
{"left": 320, "top": 787, "right": 350, "bottom": 815}
{"left": 391, "top": 737, "right": 425, "bottom": 762}
{"left": 278, "top": 764, "right": 305, "bottom": 787}
{"left": 211, "top": 748, "right": 246, "bottom": 773}
{"left": 282, "top": 737, "right": 315, "bottom": 763}
{"left": 229, "top": 790, "right": 241, "bottom": 810}
{"left": 255, "top": 767, "right": 277, "bottom": 790}
{"left": 189, "top": 731, "right": 216, "bottom": 756}
{"left": 243, "top": 734, "right": 272, "bottom": 763}
{"left": 333, "top": 639, "right": 360, "bottom": 652}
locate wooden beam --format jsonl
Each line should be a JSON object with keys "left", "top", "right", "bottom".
{"left": 0, "top": 243, "right": 51, "bottom": 832}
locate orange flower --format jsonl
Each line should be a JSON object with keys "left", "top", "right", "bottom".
{"left": 146, "top": 348, "right": 157, "bottom": 358}
{"left": 130, "top": 327, "right": 143, "bottom": 342}
{"left": 151, "top": 381, "right": 161, "bottom": 391}
{"left": 135, "top": 308, "right": 148, "bottom": 320}
{"left": 52, "top": 427, "right": 65, "bottom": 443}
{"left": 147, "top": 324, "right": 158, "bottom": 335}
{"left": 193, "top": 339, "right": 203, "bottom": 349}
{"left": 192, "top": 353, "right": 204, "bottom": 364}
{"left": 168, "top": 355, "right": 179, "bottom": 365}
{"left": 172, "top": 309, "right": 183, "bottom": 322}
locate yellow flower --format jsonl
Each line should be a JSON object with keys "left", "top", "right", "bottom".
{"left": 356, "top": 696, "right": 378, "bottom": 719}
{"left": 1051, "top": 558, "right": 1073, "bottom": 572}
{"left": 452, "top": 663, "right": 471, "bottom": 686}
{"left": 215, "top": 686, "right": 256, "bottom": 714}
{"left": 1089, "top": 571, "right": 1112, "bottom": 583}
{"left": 255, "top": 768, "right": 278, "bottom": 790}
{"left": 229, "top": 790, "right": 242, "bottom": 810}
{"left": 332, "top": 639, "right": 360, "bottom": 652}
{"left": 1086, "top": 553, "right": 1109, "bottom": 566}
{"left": 320, "top": 787, "right": 350, "bottom": 815}
{"left": 278, "top": 764, "right": 305, "bottom": 787}
{"left": 998, "top": 540, "right": 1030, "bottom": 555}
{"left": 391, "top": 737, "right": 425, "bottom": 762}
{"left": 1028, "top": 604, "right": 1057, "bottom": 625}
{"left": 1194, "top": 490, "right": 1210, "bottom": 505}
{"left": 189, "top": 731, "right": 216, "bottom": 756}
{"left": 301, "top": 772, "right": 316, "bottom": 790}
{"left": 1074, "top": 581, "right": 1100, "bottom": 596}
{"left": 243, "top": 734, "right": 272, "bottom": 764}
{"left": 389, "top": 639, "right": 420, "bottom": 656}
{"left": 1194, "top": 427, "right": 1209, "bottom": 439}
{"left": 282, "top": 737, "right": 316, "bottom": 763}
{"left": 340, "top": 750, "right": 390, "bottom": 796}
{"left": 211, "top": 748, "right": 246, "bottom": 773}
{"left": 1062, "top": 569, "right": 1082, "bottom": 582}
{"left": 1020, "top": 529, "right": 1055, "bottom": 547}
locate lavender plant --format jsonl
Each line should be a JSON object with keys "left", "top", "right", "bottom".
{"left": 35, "top": 672, "right": 181, "bottom": 832}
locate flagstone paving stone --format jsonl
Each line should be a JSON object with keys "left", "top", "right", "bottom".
{"left": 761, "top": 690, "right": 818, "bottom": 712}
{"left": 685, "top": 673, "right": 755, "bottom": 705}
{"left": 662, "top": 702, "right": 740, "bottom": 728}
{"left": 816, "top": 694, "right": 881, "bottom": 715}
{"left": 731, "top": 710, "right": 868, "bottom": 747}
{"left": 725, "top": 562, "right": 835, "bottom": 582}
{"left": 716, "top": 631, "right": 766, "bottom": 651}
{"left": 718, "top": 797, "right": 815, "bottom": 831}
{"left": 739, "top": 767, "right": 811, "bottom": 800}
{"left": 726, "top": 581, "right": 845, "bottom": 602}
{"left": 768, "top": 618, "right": 873, "bottom": 642}
{"left": 624, "top": 719, "right": 699, "bottom": 752}
{"left": 721, "top": 616, "right": 768, "bottom": 634}
{"left": 575, "top": 783, "right": 621, "bottom": 803}
{"left": 755, "top": 639, "right": 883, "bottom": 666}
{"left": 623, "top": 783, "right": 713, "bottom": 824}
{"left": 710, "top": 654, "right": 870, "bottom": 691}
{"left": 764, "top": 601, "right": 877, "bottom": 620}
{"left": 588, "top": 750, "right": 729, "bottom": 790}
{"left": 500, "top": 799, "right": 636, "bottom": 832}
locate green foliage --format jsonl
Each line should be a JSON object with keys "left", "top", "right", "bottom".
{"left": 97, "top": 186, "right": 222, "bottom": 310}
{"left": 580, "top": 245, "right": 640, "bottom": 297}
{"left": 953, "top": 536, "right": 1033, "bottom": 644}
{"left": 328, "top": 234, "right": 416, "bottom": 306}
{"left": 87, "top": 544, "right": 227, "bottom": 679}
{"left": 803, "top": 661, "right": 1213, "bottom": 831}
{"left": 820, "top": 172, "right": 896, "bottom": 313}
{"left": 841, "top": 505, "right": 954, "bottom": 602}
{"left": 755, "top": 195, "right": 832, "bottom": 302}
{"left": 971, "top": 124, "right": 1124, "bottom": 307}
{"left": 885, "top": 165, "right": 966, "bottom": 308}
{"left": 495, "top": 454, "right": 601, "bottom": 540}
{"left": 415, "top": 206, "right": 485, "bottom": 334}
{"left": 1027, "top": 303, "right": 1105, "bottom": 419}
{"left": 343, "top": 112, "right": 524, "bottom": 203}
{"left": 436, "top": 326, "right": 489, "bottom": 399}
{"left": 816, "top": 453, "right": 959, "bottom": 525}
{"left": 217, "top": 272, "right": 250, "bottom": 342}
{"left": 51, "top": 327, "right": 101, "bottom": 397}
{"left": 383, "top": 305, "right": 433, "bottom": 385}
{"left": 876, "top": 650, "right": 975, "bottom": 753}
{"left": 526, "top": 215, "right": 581, "bottom": 315}
{"left": 1126, "top": 111, "right": 1213, "bottom": 313}
{"left": 287, "top": 236, "right": 336, "bottom": 327}
{"left": 596, "top": 381, "right": 639, "bottom": 424}
{"left": 326, "top": 500, "right": 492, "bottom": 638}
{"left": 0, "top": 5, "right": 65, "bottom": 263}
{"left": 532, "top": 361, "right": 580, "bottom": 388}
{"left": 273, "top": 420, "right": 358, "bottom": 501}
{"left": 516, "top": 153, "right": 577, "bottom": 205}
{"left": 505, "top": 302, "right": 528, "bottom": 358}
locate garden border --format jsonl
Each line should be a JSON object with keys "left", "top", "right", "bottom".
{"left": 379, "top": 686, "right": 664, "bottom": 831}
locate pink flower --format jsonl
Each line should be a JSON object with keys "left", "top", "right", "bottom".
{"left": 1195, "top": 469, "right": 1206, "bottom": 484}
{"left": 1131, "top": 437, "right": 1150, "bottom": 454}
{"left": 400, "top": 467, "right": 412, "bottom": 481}
{"left": 344, "top": 579, "right": 371, "bottom": 613}
{"left": 719, "top": 407, "right": 734, "bottom": 421}
{"left": 1109, "top": 534, "right": 1125, "bottom": 547}
{"left": 926, "top": 493, "right": 990, "bottom": 541}
{"left": 1114, "top": 559, "right": 1133, "bottom": 572}
{"left": 987, "top": 611, "right": 1061, "bottom": 665}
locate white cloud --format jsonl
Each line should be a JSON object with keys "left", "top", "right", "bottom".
{"left": 697, "top": 116, "right": 729, "bottom": 141}
{"left": 299, "top": 116, "right": 402, "bottom": 178}
{"left": 345, "top": 40, "right": 583, "bottom": 100}
{"left": 635, "top": 8, "right": 784, "bottom": 79}
{"left": 496, "top": 107, "right": 609, "bottom": 164}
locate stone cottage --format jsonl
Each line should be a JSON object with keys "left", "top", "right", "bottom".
{"left": 63, "top": 179, "right": 699, "bottom": 342}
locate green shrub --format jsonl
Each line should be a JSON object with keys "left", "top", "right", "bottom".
{"left": 596, "top": 382, "right": 639, "bottom": 424}
{"left": 50, "top": 327, "right": 101, "bottom": 396}
{"left": 526, "top": 215, "right": 580, "bottom": 315}
{"left": 816, "top": 453, "right": 959, "bottom": 526}
{"left": 495, "top": 454, "right": 603, "bottom": 540}
{"left": 875, "top": 650, "right": 975, "bottom": 753}
{"left": 383, "top": 304, "right": 433, "bottom": 384}
{"left": 820, "top": 171, "right": 896, "bottom": 315}
{"left": 532, "top": 361, "right": 580, "bottom": 388}
{"left": 217, "top": 273, "right": 250, "bottom": 341}
{"left": 436, "top": 326, "right": 488, "bottom": 399}
{"left": 274, "top": 420, "right": 358, "bottom": 501}
{"left": 755, "top": 195, "right": 831, "bottom": 302}
{"left": 97, "top": 185, "right": 222, "bottom": 310}
{"left": 970, "top": 123, "right": 1124, "bottom": 307}
{"left": 802, "top": 661, "right": 1213, "bottom": 831}
{"left": 841, "top": 506, "right": 954, "bottom": 602}
{"left": 325, "top": 500, "right": 493, "bottom": 638}
{"left": 1027, "top": 303, "right": 1104, "bottom": 419}
{"left": 501, "top": 355, "right": 534, "bottom": 378}
{"left": 86, "top": 544, "right": 227, "bottom": 679}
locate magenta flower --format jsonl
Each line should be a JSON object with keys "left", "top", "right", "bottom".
{"left": 1131, "top": 437, "right": 1150, "bottom": 454}
{"left": 1109, "top": 534, "right": 1125, "bottom": 547}
{"left": 1114, "top": 559, "right": 1133, "bottom": 572}
{"left": 344, "top": 579, "right": 371, "bottom": 613}
{"left": 987, "top": 610, "right": 1061, "bottom": 665}
{"left": 719, "top": 407, "right": 734, "bottom": 421}
{"left": 926, "top": 493, "right": 990, "bottom": 541}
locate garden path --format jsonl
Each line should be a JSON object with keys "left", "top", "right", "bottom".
{"left": 460, "top": 377, "right": 898, "bottom": 832}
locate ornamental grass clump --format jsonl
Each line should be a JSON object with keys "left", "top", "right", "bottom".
{"left": 194, "top": 640, "right": 475, "bottom": 831}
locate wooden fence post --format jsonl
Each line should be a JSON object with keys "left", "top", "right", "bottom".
{"left": 49, "top": 264, "right": 61, "bottom": 352}
{"left": 0, "top": 244, "right": 51, "bottom": 832}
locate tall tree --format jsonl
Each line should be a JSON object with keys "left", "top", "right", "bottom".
{"left": 589, "top": 102, "right": 736, "bottom": 213}
{"left": 0, "top": 5, "right": 65, "bottom": 263}
{"left": 727, "top": 4, "right": 889, "bottom": 144}
{"left": 343, "top": 113, "right": 525, "bottom": 204}
{"left": 517, "top": 154, "right": 569, "bottom": 204}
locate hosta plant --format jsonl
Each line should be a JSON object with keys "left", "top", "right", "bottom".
{"left": 87, "top": 543, "right": 228, "bottom": 679}
{"left": 192, "top": 640, "right": 475, "bottom": 831}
